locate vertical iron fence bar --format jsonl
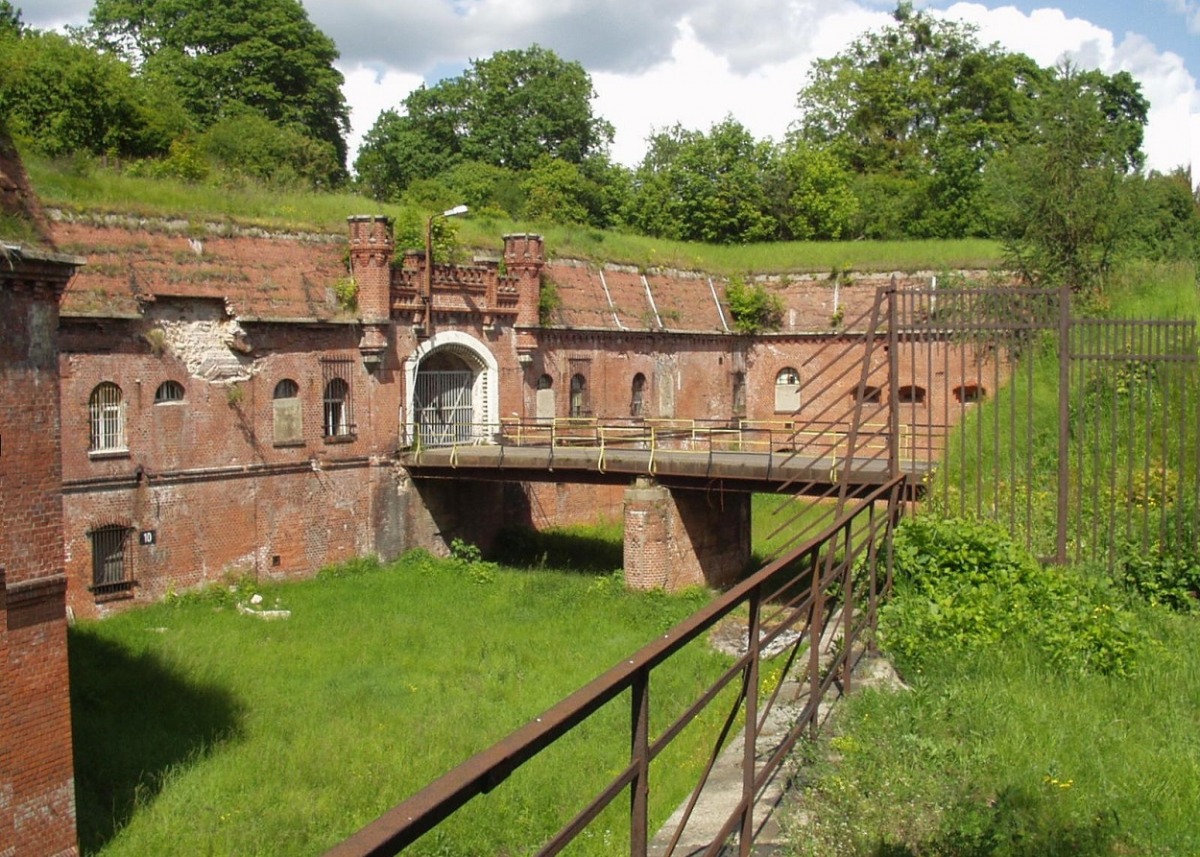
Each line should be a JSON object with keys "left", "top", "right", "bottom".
{"left": 841, "top": 521, "right": 854, "bottom": 695}
{"left": 867, "top": 500, "right": 880, "bottom": 656}
{"left": 888, "top": 286, "right": 900, "bottom": 478}
{"left": 739, "top": 586, "right": 762, "bottom": 857}
{"left": 1107, "top": 322, "right": 1121, "bottom": 573}
{"left": 630, "top": 668, "right": 650, "bottom": 857}
{"left": 1056, "top": 281, "right": 1071, "bottom": 564}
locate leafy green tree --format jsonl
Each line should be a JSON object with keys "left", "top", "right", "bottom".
{"left": 772, "top": 140, "right": 859, "bottom": 240}
{"left": 521, "top": 156, "right": 595, "bottom": 224}
{"left": 0, "top": 29, "right": 186, "bottom": 158}
{"left": 625, "top": 118, "right": 777, "bottom": 244}
{"left": 985, "top": 62, "right": 1149, "bottom": 290}
{"left": 0, "top": 1, "right": 23, "bottom": 36}
{"left": 87, "top": 0, "right": 349, "bottom": 180}
{"left": 198, "top": 111, "right": 341, "bottom": 189}
{"left": 795, "top": 2, "right": 1044, "bottom": 238}
{"left": 1125, "top": 168, "right": 1200, "bottom": 262}
{"left": 355, "top": 45, "right": 612, "bottom": 198}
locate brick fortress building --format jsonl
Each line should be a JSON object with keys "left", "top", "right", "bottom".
{"left": 49, "top": 213, "right": 994, "bottom": 619}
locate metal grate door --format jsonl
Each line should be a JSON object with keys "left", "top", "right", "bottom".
{"left": 415, "top": 370, "right": 474, "bottom": 447}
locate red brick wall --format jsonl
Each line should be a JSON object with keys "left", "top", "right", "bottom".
{"left": 623, "top": 481, "right": 750, "bottom": 591}
{"left": 1, "top": 264, "right": 79, "bottom": 856}
{"left": 58, "top": 314, "right": 404, "bottom": 618}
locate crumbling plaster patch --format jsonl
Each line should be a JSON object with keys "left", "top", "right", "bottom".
{"left": 145, "top": 301, "right": 254, "bottom": 384}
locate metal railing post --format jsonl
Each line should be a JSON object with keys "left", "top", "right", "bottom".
{"left": 740, "top": 586, "right": 761, "bottom": 856}
{"left": 630, "top": 668, "right": 650, "bottom": 856}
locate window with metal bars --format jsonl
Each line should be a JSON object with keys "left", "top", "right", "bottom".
{"left": 154, "top": 380, "right": 185, "bottom": 403}
{"left": 89, "top": 382, "right": 126, "bottom": 452}
{"left": 569, "top": 373, "right": 588, "bottom": 418}
{"left": 89, "top": 525, "right": 133, "bottom": 595}
{"left": 321, "top": 359, "right": 355, "bottom": 438}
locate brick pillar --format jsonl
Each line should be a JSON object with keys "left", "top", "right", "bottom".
{"left": 348, "top": 215, "right": 395, "bottom": 370}
{"left": 623, "top": 479, "right": 751, "bottom": 591}
{"left": 503, "top": 233, "right": 545, "bottom": 352}
{"left": 1, "top": 254, "right": 80, "bottom": 857}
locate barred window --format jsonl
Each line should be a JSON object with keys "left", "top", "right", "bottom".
{"left": 154, "top": 380, "right": 185, "bottom": 403}
{"left": 569, "top": 373, "right": 587, "bottom": 418}
{"left": 89, "top": 382, "right": 126, "bottom": 452}
{"left": 273, "top": 378, "right": 303, "bottom": 444}
{"left": 90, "top": 525, "right": 133, "bottom": 595}
{"left": 897, "top": 385, "right": 927, "bottom": 405}
{"left": 321, "top": 359, "right": 355, "bottom": 439}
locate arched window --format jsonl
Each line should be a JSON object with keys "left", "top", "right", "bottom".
{"left": 536, "top": 373, "right": 553, "bottom": 390}
{"left": 273, "top": 378, "right": 302, "bottom": 444}
{"left": 775, "top": 367, "right": 801, "bottom": 413}
{"left": 897, "top": 385, "right": 927, "bottom": 405}
{"left": 154, "top": 380, "right": 185, "bottom": 404}
{"left": 569, "top": 373, "right": 587, "bottom": 418}
{"left": 323, "top": 377, "right": 353, "bottom": 438}
{"left": 631, "top": 373, "right": 646, "bottom": 417}
{"left": 89, "top": 382, "right": 126, "bottom": 452}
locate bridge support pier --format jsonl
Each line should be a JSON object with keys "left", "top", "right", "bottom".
{"left": 623, "top": 478, "right": 750, "bottom": 591}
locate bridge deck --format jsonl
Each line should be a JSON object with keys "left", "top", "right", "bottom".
{"left": 400, "top": 443, "right": 930, "bottom": 494}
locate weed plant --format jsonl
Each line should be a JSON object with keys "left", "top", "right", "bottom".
{"left": 70, "top": 548, "right": 730, "bottom": 856}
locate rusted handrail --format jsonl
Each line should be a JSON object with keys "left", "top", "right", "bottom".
{"left": 324, "top": 474, "right": 907, "bottom": 857}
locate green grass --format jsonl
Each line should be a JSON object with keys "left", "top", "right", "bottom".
{"left": 788, "top": 610, "right": 1200, "bottom": 856}
{"left": 25, "top": 154, "right": 1003, "bottom": 276}
{"left": 787, "top": 259, "right": 1200, "bottom": 855}
{"left": 70, "top": 551, "right": 732, "bottom": 856}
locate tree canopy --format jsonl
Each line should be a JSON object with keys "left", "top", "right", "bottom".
{"left": 87, "top": 0, "right": 349, "bottom": 180}
{"left": 355, "top": 45, "right": 612, "bottom": 200}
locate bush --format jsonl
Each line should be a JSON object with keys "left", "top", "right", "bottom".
{"left": 880, "top": 515, "right": 1144, "bottom": 677}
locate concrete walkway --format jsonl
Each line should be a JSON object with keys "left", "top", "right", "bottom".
{"left": 647, "top": 631, "right": 901, "bottom": 857}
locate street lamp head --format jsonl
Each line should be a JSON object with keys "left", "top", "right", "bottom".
{"left": 442, "top": 204, "right": 469, "bottom": 218}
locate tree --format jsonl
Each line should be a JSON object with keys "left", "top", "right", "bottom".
{"left": 985, "top": 62, "right": 1149, "bottom": 291}
{"left": 0, "top": 1, "right": 22, "bottom": 36}
{"left": 87, "top": 0, "right": 349, "bottom": 180}
{"left": 771, "top": 140, "right": 859, "bottom": 240}
{"left": 0, "top": 29, "right": 186, "bottom": 159}
{"left": 355, "top": 45, "right": 612, "bottom": 198}
{"left": 795, "top": 2, "right": 1044, "bottom": 237}
{"left": 625, "top": 118, "right": 777, "bottom": 244}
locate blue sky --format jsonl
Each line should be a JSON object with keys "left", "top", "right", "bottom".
{"left": 24, "top": 0, "right": 1200, "bottom": 179}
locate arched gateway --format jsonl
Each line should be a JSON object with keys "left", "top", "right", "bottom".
{"left": 405, "top": 331, "right": 498, "bottom": 447}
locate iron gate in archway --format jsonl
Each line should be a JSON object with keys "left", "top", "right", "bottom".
{"left": 414, "top": 369, "right": 474, "bottom": 448}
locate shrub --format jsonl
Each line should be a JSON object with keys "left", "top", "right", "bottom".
{"left": 880, "top": 515, "right": 1144, "bottom": 677}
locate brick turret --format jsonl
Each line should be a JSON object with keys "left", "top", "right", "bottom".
{"left": 504, "top": 234, "right": 545, "bottom": 354}
{"left": 348, "top": 215, "right": 395, "bottom": 370}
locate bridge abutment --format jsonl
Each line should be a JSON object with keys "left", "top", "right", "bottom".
{"left": 623, "top": 478, "right": 750, "bottom": 591}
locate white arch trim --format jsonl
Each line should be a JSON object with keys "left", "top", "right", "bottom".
{"left": 403, "top": 330, "right": 500, "bottom": 445}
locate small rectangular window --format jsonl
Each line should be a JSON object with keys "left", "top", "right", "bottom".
{"left": 90, "top": 525, "right": 134, "bottom": 596}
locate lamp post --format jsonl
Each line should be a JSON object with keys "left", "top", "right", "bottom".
{"left": 424, "top": 204, "right": 469, "bottom": 333}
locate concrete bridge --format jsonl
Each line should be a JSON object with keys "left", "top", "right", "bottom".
{"left": 399, "top": 417, "right": 929, "bottom": 591}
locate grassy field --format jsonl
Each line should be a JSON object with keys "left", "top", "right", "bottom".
{"left": 26, "top": 154, "right": 1004, "bottom": 277}
{"left": 69, "top": 550, "right": 734, "bottom": 856}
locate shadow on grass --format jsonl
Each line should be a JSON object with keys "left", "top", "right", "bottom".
{"left": 870, "top": 786, "right": 1119, "bottom": 857}
{"left": 69, "top": 627, "right": 245, "bottom": 855}
{"left": 491, "top": 525, "right": 624, "bottom": 574}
